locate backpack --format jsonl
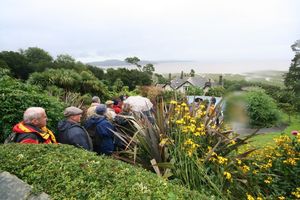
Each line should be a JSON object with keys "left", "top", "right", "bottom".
{"left": 85, "top": 120, "right": 103, "bottom": 148}
{"left": 4, "top": 132, "right": 17, "bottom": 144}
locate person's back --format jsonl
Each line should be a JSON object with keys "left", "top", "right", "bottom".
{"left": 84, "top": 104, "right": 115, "bottom": 155}
{"left": 57, "top": 106, "right": 93, "bottom": 151}
{"left": 57, "top": 119, "right": 93, "bottom": 151}
{"left": 13, "top": 107, "right": 56, "bottom": 144}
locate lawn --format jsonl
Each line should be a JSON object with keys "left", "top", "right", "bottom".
{"left": 249, "top": 114, "right": 300, "bottom": 148}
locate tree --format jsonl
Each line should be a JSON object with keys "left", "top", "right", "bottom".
{"left": 21, "top": 47, "right": 54, "bottom": 72}
{"left": 205, "top": 86, "right": 226, "bottom": 97}
{"left": 113, "top": 78, "right": 124, "bottom": 93}
{"left": 125, "top": 57, "right": 142, "bottom": 71}
{"left": 143, "top": 63, "right": 155, "bottom": 75}
{"left": 0, "top": 51, "right": 31, "bottom": 79}
{"left": 86, "top": 65, "right": 104, "bottom": 80}
{"left": 186, "top": 86, "right": 204, "bottom": 95}
{"left": 54, "top": 54, "right": 76, "bottom": 69}
{"left": 125, "top": 56, "right": 155, "bottom": 75}
{"left": 284, "top": 41, "right": 300, "bottom": 95}
{"left": 154, "top": 73, "right": 168, "bottom": 84}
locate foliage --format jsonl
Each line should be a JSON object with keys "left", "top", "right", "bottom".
{"left": 245, "top": 134, "right": 300, "bottom": 199}
{"left": 153, "top": 73, "right": 168, "bottom": 84}
{"left": 0, "top": 144, "right": 204, "bottom": 200}
{"left": 206, "top": 86, "right": 226, "bottom": 97}
{"left": 86, "top": 64, "right": 105, "bottom": 80}
{"left": 0, "top": 51, "right": 31, "bottom": 79}
{"left": 186, "top": 86, "right": 204, "bottom": 96}
{"left": 27, "top": 68, "right": 110, "bottom": 101}
{"left": 105, "top": 68, "right": 152, "bottom": 90}
{"left": 21, "top": 47, "right": 54, "bottom": 73}
{"left": 245, "top": 90, "right": 280, "bottom": 128}
{"left": 0, "top": 76, "right": 65, "bottom": 142}
{"left": 284, "top": 45, "right": 300, "bottom": 95}
{"left": 113, "top": 97, "right": 300, "bottom": 199}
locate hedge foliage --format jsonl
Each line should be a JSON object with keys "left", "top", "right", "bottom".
{"left": 0, "top": 76, "right": 65, "bottom": 142}
{"left": 245, "top": 90, "right": 280, "bottom": 128}
{"left": 0, "top": 144, "right": 205, "bottom": 200}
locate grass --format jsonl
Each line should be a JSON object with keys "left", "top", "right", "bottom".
{"left": 248, "top": 114, "right": 300, "bottom": 148}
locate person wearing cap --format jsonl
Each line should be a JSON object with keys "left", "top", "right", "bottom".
{"left": 57, "top": 106, "right": 93, "bottom": 151}
{"left": 12, "top": 107, "right": 57, "bottom": 144}
{"left": 84, "top": 104, "right": 115, "bottom": 155}
{"left": 86, "top": 96, "right": 101, "bottom": 119}
{"left": 105, "top": 100, "right": 116, "bottom": 121}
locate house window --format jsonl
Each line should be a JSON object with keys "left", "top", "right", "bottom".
{"left": 183, "top": 86, "right": 189, "bottom": 92}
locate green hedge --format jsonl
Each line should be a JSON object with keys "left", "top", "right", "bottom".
{"left": 0, "top": 76, "right": 65, "bottom": 142}
{"left": 0, "top": 144, "right": 205, "bottom": 200}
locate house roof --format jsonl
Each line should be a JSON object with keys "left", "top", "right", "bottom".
{"left": 169, "top": 76, "right": 210, "bottom": 89}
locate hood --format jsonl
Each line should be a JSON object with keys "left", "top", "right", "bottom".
{"left": 84, "top": 116, "right": 105, "bottom": 128}
{"left": 13, "top": 121, "right": 40, "bottom": 134}
{"left": 57, "top": 120, "right": 74, "bottom": 133}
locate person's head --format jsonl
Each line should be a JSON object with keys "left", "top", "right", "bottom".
{"left": 105, "top": 100, "right": 114, "bottom": 108}
{"left": 95, "top": 104, "right": 107, "bottom": 116}
{"left": 92, "top": 96, "right": 101, "bottom": 104}
{"left": 210, "top": 97, "right": 216, "bottom": 105}
{"left": 23, "top": 107, "right": 47, "bottom": 128}
{"left": 195, "top": 98, "right": 203, "bottom": 103}
{"left": 113, "top": 99, "right": 119, "bottom": 106}
{"left": 64, "top": 106, "right": 83, "bottom": 123}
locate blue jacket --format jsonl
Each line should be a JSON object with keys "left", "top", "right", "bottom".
{"left": 84, "top": 116, "right": 115, "bottom": 155}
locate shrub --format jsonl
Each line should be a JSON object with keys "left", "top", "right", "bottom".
{"left": 0, "top": 76, "right": 65, "bottom": 142}
{"left": 245, "top": 90, "right": 280, "bottom": 128}
{"left": 0, "top": 144, "right": 204, "bottom": 200}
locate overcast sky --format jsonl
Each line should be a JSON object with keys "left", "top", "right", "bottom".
{"left": 0, "top": 0, "right": 299, "bottom": 73}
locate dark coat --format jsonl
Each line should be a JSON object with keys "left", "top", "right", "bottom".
{"left": 84, "top": 116, "right": 115, "bottom": 155}
{"left": 57, "top": 120, "right": 93, "bottom": 151}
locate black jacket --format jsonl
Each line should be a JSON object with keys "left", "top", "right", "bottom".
{"left": 57, "top": 120, "right": 93, "bottom": 151}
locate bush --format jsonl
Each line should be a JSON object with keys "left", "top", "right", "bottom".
{"left": 0, "top": 144, "right": 204, "bottom": 200}
{"left": 0, "top": 76, "right": 65, "bottom": 142}
{"left": 245, "top": 90, "right": 280, "bottom": 128}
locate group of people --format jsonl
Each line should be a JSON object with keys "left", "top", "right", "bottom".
{"left": 12, "top": 96, "right": 130, "bottom": 155}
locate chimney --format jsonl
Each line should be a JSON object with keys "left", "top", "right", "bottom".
{"left": 219, "top": 75, "right": 223, "bottom": 86}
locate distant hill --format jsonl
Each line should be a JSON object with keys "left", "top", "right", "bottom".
{"left": 87, "top": 59, "right": 194, "bottom": 67}
{"left": 87, "top": 59, "right": 156, "bottom": 66}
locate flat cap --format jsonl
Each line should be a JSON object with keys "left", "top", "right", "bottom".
{"left": 64, "top": 106, "right": 83, "bottom": 117}
{"left": 105, "top": 100, "right": 114, "bottom": 105}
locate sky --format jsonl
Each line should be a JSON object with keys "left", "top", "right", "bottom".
{"left": 0, "top": 0, "right": 299, "bottom": 73}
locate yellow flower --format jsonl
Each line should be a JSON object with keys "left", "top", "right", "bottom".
{"left": 247, "top": 194, "right": 255, "bottom": 200}
{"left": 223, "top": 171, "right": 232, "bottom": 181}
{"left": 278, "top": 196, "right": 285, "bottom": 200}
{"left": 241, "top": 165, "right": 250, "bottom": 173}
{"left": 176, "top": 119, "right": 184, "bottom": 124}
{"left": 291, "top": 187, "right": 300, "bottom": 198}
{"left": 257, "top": 197, "right": 263, "bottom": 200}
{"left": 230, "top": 140, "right": 236, "bottom": 145}
{"left": 236, "top": 159, "right": 242, "bottom": 165}
{"left": 181, "top": 102, "right": 187, "bottom": 107}
{"left": 170, "top": 100, "right": 177, "bottom": 105}
{"left": 217, "top": 156, "right": 228, "bottom": 165}
{"left": 283, "top": 158, "right": 297, "bottom": 166}
{"left": 264, "top": 176, "right": 272, "bottom": 184}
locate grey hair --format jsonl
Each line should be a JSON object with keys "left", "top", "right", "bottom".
{"left": 92, "top": 96, "right": 101, "bottom": 103}
{"left": 23, "top": 107, "right": 45, "bottom": 123}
